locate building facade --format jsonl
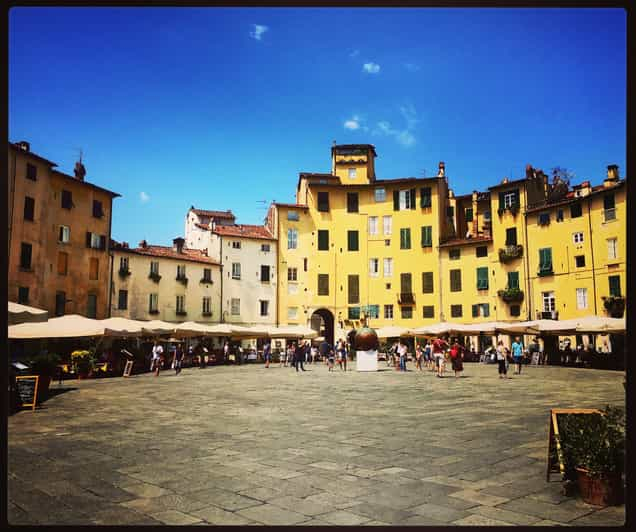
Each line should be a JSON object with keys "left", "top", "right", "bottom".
{"left": 110, "top": 238, "right": 222, "bottom": 322}
{"left": 8, "top": 141, "right": 119, "bottom": 318}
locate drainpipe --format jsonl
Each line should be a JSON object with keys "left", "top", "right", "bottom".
{"left": 107, "top": 197, "right": 114, "bottom": 318}
{"left": 522, "top": 187, "right": 532, "bottom": 320}
{"left": 8, "top": 149, "right": 16, "bottom": 257}
{"left": 219, "top": 235, "right": 224, "bottom": 322}
{"left": 587, "top": 197, "right": 598, "bottom": 315}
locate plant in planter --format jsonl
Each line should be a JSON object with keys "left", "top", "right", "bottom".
{"left": 29, "top": 352, "right": 61, "bottom": 397}
{"left": 497, "top": 288, "right": 524, "bottom": 302}
{"left": 602, "top": 296, "right": 625, "bottom": 318}
{"left": 71, "top": 350, "right": 96, "bottom": 379}
{"left": 557, "top": 406, "right": 625, "bottom": 506}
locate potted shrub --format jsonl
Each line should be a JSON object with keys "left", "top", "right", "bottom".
{"left": 29, "top": 352, "right": 60, "bottom": 398}
{"left": 71, "top": 350, "right": 96, "bottom": 379}
{"left": 557, "top": 406, "right": 625, "bottom": 506}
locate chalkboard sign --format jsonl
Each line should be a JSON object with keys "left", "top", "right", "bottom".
{"left": 123, "top": 360, "right": 134, "bottom": 377}
{"left": 15, "top": 375, "right": 39, "bottom": 411}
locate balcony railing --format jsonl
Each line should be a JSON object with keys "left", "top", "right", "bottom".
{"left": 498, "top": 245, "right": 523, "bottom": 263}
{"left": 176, "top": 275, "right": 188, "bottom": 286}
{"left": 603, "top": 208, "right": 616, "bottom": 222}
{"left": 398, "top": 292, "right": 415, "bottom": 305}
{"left": 148, "top": 272, "right": 162, "bottom": 283}
{"left": 118, "top": 267, "right": 131, "bottom": 278}
{"left": 497, "top": 288, "right": 524, "bottom": 303}
{"left": 602, "top": 295, "right": 624, "bottom": 318}
{"left": 200, "top": 277, "right": 213, "bottom": 284}
{"left": 537, "top": 310, "right": 559, "bottom": 320}
{"left": 497, "top": 203, "right": 520, "bottom": 217}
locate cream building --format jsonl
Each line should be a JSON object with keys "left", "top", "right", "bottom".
{"left": 184, "top": 207, "right": 235, "bottom": 251}
{"left": 110, "top": 237, "right": 221, "bottom": 322}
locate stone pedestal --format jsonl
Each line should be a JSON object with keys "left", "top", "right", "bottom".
{"left": 356, "top": 349, "right": 378, "bottom": 371}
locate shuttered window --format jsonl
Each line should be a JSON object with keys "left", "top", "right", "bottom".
{"left": 348, "top": 306, "right": 360, "bottom": 320}
{"left": 507, "top": 271, "right": 520, "bottom": 290}
{"left": 604, "top": 193, "right": 615, "bottom": 210}
{"left": 539, "top": 248, "right": 553, "bottom": 274}
{"left": 24, "top": 196, "right": 35, "bottom": 221}
{"left": 347, "top": 193, "right": 359, "bottom": 213}
{"left": 422, "top": 272, "right": 434, "bottom": 293}
{"left": 420, "top": 187, "right": 432, "bottom": 208}
{"left": 608, "top": 275, "right": 621, "bottom": 297}
{"left": 465, "top": 208, "right": 473, "bottom": 222}
{"left": 93, "top": 200, "right": 104, "bottom": 218}
{"left": 61, "top": 190, "right": 73, "bottom": 209}
{"left": 476, "top": 267, "right": 489, "bottom": 290}
{"left": 314, "top": 228, "right": 328, "bottom": 248}
{"left": 476, "top": 246, "right": 488, "bottom": 257}
{"left": 260, "top": 265, "right": 270, "bottom": 283}
{"left": 348, "top": 275, "right": 360, "bottom": 304}
{"left": 422, "top": 305, "right": 434, "bottom": 318}
{"left": 89, "top": 257, "right": 99, "bottom": 280}
{"left": 505, "top": 227, "right": 517, "bottom": 246}
{"left": 400, "top": 228, "right": 411, "bottom": 249}
{"left": 87, "top": 294, "right": 97, "bottom": 319}
{"left": 421, "top": 226, "right": 432, "bottom": 247}
{"left": 450, "top": 269, "right": 462, "bottom": 292}
{"left": 26, "top": 163, "right": 37, "bottom": 180}
{"left": 472, "top": 303, "right": 490, "bottom": 318}
{"left": 317, "top": 191, "right": 330, "bottom": 212}
{"left": 118, "top": 290, "right": 128, "bottom": 310}
{"left": 347, "top": 230, "right": 359, "bottom": 251}
{"left": 450, "top": 304, "right": 462, "bottom": 318}
{"left": 20, "top": 243, "right": 32, "bottom": 269}
{"left": 570, "top": 203, "right": 582, "bottom": 218}
{"left": 55, "top": 292, "right": 66, "bottom": 316}
{"left": 318, "top": 274, "right": 329, "bottom": 296}
{"left": 400, "top": 273, "right": 412, "bottom": 293}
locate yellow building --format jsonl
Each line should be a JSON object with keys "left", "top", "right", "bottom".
{"left": 266, "top": 143, "right": 626, "bottom": 346}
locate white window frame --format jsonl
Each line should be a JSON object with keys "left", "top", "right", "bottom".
{"left": 383, "top": 258, "right": 393, "bottom": 277}
{"left": 369, "top": 258, "right": 379, "bottom": 277}
{"left": 542, "top": 291, "right": 556, "bottom": 312}
{"left": 176, "top": 295, "right": 185, "bottom": 313}
{"left": 607, "top": 238, "right": 618, "bottom": 260}
{"left": 572, "top": 232, "right": 584, "bottom": 244}
{"left": 202, "top": 296, "right": 211, "bottom": 314}
{"left": 260, "top": 300, "right": 269, "bottom": 317}
{"left": 384, "top": 304, "right": 394, "bottom": 319}
{"left": 576, "top": 288, "right": 588, "bottom": 310}
{"left": 288, "top": 267, "right": 298, "bottom": 281}
{"left": 177, "top": 264, "right": 186, "bottom": 277}
{"left": 90, "top": 232, "right": 101, "bottom": 248}
{"left": 287, "top": 228, "right": 298, "bottom": 249}
{"left": 383, "top": 215, "right": 392, "bottom": 235}
{"left": 231, "top": 298, "right": 240, "bottom": 316}
{"left": 287, "top": 307, "right": 298, "bottom": 320}
{"left": 59, "top": 225, "right": 70, "bottom": 243}
{"left": 399, "top": 189, "right": 412, "bottom": 210}
{"left": 368, "top": 216, "right": 378, "bottom": 236}
{"left": 261, "top": 243, "right": 271, "bottom": 252}
{"left": 504, "top": 191, "right": 517, "bottom": 208}
{"left": 374, "top": 188, "right": 386, "bottom": 202}
{"left": 348, "top": 168, "right": 357, "bottom": 179}
{"left": 231, "top": 262, "right": 241, "bottom": 280}
{"left": 150, "top": 261, "right": 159, "bottom": 275}
{"left": 232, "top": 241, "right": 241, "bottom": 249}
{"left": 149, "top": 293, "right": 158, "bottom": 312}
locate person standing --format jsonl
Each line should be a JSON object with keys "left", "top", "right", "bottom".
{"left": 174, "top": 344, "right": 184, "bottom": 375}
{"left": 496, "top": 340, "right": 508, "bottom": 379}
{"left": 341, "top": 342, "right": 348, "bottom": 372}
{"left": 295, "top": 342, "right": 306, "bottom": 372}
{"left": 310, "top": 344, "right": 317, "bottom": 365}
{"left": 263, "top": 341, "right": 271, "bottom": 368}
{"left": 223, "top": 341, "right": 230, "bottom": 364}
{"left": 327, "top": 346, "right": 335, "bottom": 371}
{"left": 424, "top": 340, "right": 433, "bottom": 370}
{"left": 450, "top": 340, "right": 464, "bottom": 378}
{"left": 151, "top": 341, "right": 163, "bottom": 377}
{"left": 415, "top": 344, "right": 423, "bottom": 371}
{"left": 398, "top": 341, "right": 408, "bottom": 371}
{"left": 319, "top": 339, "right": 330, "bottom": 365}
{"left": 432, "top": 336, "right": 448, "bottom": 378}
{"left": 511, "top": 336, "right": 524, "bottom": 374}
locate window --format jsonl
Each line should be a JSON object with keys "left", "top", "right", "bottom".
{"left": 92, "top": 200, "right": 104, "bottom": 218}
{"left": 573, "top": 232, "right": 584, "bottom": 244}
{"left": 20, "top": 242, "right": 32, "bottom": 269}
{"left": 538, "top": 213, "right": 550, "bottom": 226}
{"left": 400, "top": 273, "right": 412, "bottom": 294}
{"left": 149, "top": 293, "right": 158, "bottom": 313}
{"left": 556, "top": 209, "right": 564, "bottom": 222}
{"left": 203, "top": 268, "right": 212, "bottom": 282}
{"left": 317, "top": 230, "right": 329, "bottom": 250}
{"left": 317, "top": 191, "right": 330, "bottom": 212}
{"left": 369, "top": 258, "right": 379, "bottom": 277}
{"left": 118, "top": 290, "right": 128, "bottom": 310}
{"left": 476, "top": 267, "right": 489, "bottom": 290}
{"left": 395, "top": 189, "right": 416, "bottom": 210}
{"left": 383, "top": 258, "right": 393, "bottom": 277}
{"left": 576, "top": 288, "right": 588, "bottom": 310}
{"left": 539, "top": 248, "right": 553, "bottom": 275}
{"left": 202, "top": 296, "right": 211, "bottom": 315}
{"left": 347, "top": 192, "right": 359, "bottom": 213}
{"left": 450, "top": 269, "right": 462, "bottom": 292}
{"left": 484, "top": 210, "right": 492, "bottom": 221}
{"left": 89, "top": 257, "right": 99, "bottom": 280}
{"left": 86, "top": 232, "right": 105, "bottom": 249}
{"left": 476, "top": 246, "right": 488, "bottom": 258}
{"left": 177, "top": 264, "right": 186, "bottom": 279}
{"left": 347, "top": 230, "right": 359, "bottom": 251}
{"left": 348, "top": 306, "right": 360, "bottom": 320}
{"left": 365, "top": 305, "right": 379, "bottom": 319}
{"left": 447, "top": 206, "right": 455, "bottom": 218}
{"left": 59, "top": 225, "right": 70, "bottom": 243}
{"left": 348, "top": 168, "right": 357, "bottom": 180}
{"left": 87, "top": 294, "right": 97, "bottom": 319}
{"left": 176, "top": 295, "right": 186, "bottom": 314}
{"left": 231, "top": 263, "right": 241, "bottom": 280}
{"left": 348, "top": 275, "right": 360, "bottom": 304}
{"left": 18, "top": 286, "right": 29, "bottom": 304}
{"left": 575, "top": 255, "right": 585, "bottom": 268}
{"left": 607, "top": 238, "right": 618, "bottom": 260}
{"left": 287, "top": 211, "right": 299, "bottom": 221}
{"left": 608, "top": 276, "right": 621, "bottom": 297}
{"left": 510, "top": 305, "right": 521, "bottom": 317}
{"left": 374, "top": 188, "right": 386, "bottom": 202}
{"left": 61, "top": 190, "right": 73, "bottom": 209}
{"left": 303, "top": 257, "right": 308, "bottom": 272}
{"left": 450, "top": 304, "right": 463, "bottom": 318}
{"left": 503, "top": 190, "right": 518, "bottom": 208}
{"left": 399, "top": 228, "right": 411, "bottom": 249}
{"left": 231, "top": 298, "right": 241, "bottom": 315}
{"left": 260, "top": 265, "right": 270, "bottom": 283}
{"left": 472, "top": 303, "right": 490, "bottom": 318}
{"left": 55, "top": 291, "right": 66, "bottom": 316}
{"left": 383, "top": 215, "right": 392, "bottom": 235}
{"left": 24, "top": 196, "right": 35, "bottom": 221}
{"left": 384, "top": 305, "right": 394, "bottom": 319}
{"left": 368, "top": 216, "right": 378, "bottom": 236}
{"left": 507, "top": 271, "right": 519, "bottom": 290}
{"left": 261, "top": 243, "right": 271, "bottom": 252}
{"left": 287, "top": 228, "right": 298, "bottom": 249}
{"left": 150, "top": 261, "right": 159, "bottom": 275}
{"left": 287, "top": 307, "right": 298, "bottom": 320}
{"left": 232, "top": 241, "right": 241, "bottom": 249}
{"left": 542, "top": 291, "right": 556, "bottom": 312}
{"left": 422, "top": 305, "right": 434, "bottom": 318}
{"left": 26, "top": 163, "right": 37, "bottom": 180}
{"left": 401, "top": 306, "right": 413, "bottom": 319}
{"left": 386, "top": 283, "right": 391, "bottom": 290}
{"left": 385, "top": 239, "right": 391, "bottom": 246}
{"left": 57, "top": 252, "right": 68, "bottom": 275}
{"left": 465, "top": 208, "right": 473, "bottom": 222}
{"left": 421, "top": 226, "right": 432, "bottom": 248}
{"left": 505, "top": 227, "right": 517, "bottom": 246}
{"left": 570, "top": 203, "right": 582, "bottom": 218}
{"left": 422, "top": 272, "right": 434, "bottom": 294}
{"left": 420, "top": 187, "right": 432, "bottom": 208}
{"left": 288, "top": 267, "right": 298, "bottom": 281}
{"left": 120, "top": 257, "right": 129, "bottom": 271}
{"left": 449, "top": 248, "right": 460, "bottom": 260}
{"left": 318, "top": 274, "right": 329, "bottom": 296}
{"left": 260, "top": 300, "right": 269, "bottom": 316}
{"left": 603, "top": 193, "right": 616, "bottom": 221}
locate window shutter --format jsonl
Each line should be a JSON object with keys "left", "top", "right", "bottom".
{"left": 476, "top": 267, "right": 488, "bottom": 290}
{"left": 318, "top": 230, "right": 329, "bottom": 250}
{"left": 472, "top": 304, "right": 478, "bottom": 318}
{"left": 86, "top": 232, "right": 92, "bottom": 247}
{"left": 409, "top": 188, "right": 416, "bottom": 209}
{"left": 393, "top": 190, "right": 400, "bottom": 211}
{"left": 506, "top": 227, "right": 517, "bottom": 246}
{"left": 100, "top": 235, "right": 106, "bottom": 250}
{"left": 400, "top": 273, "right": 412, "bottom": 293}
{"left": 348, "top": 231, "right": 359, "bottom": 251}
{"left": 422, "top": 272, "right": 433, "bottom": 293}
{"left": 465, "top": 208, "right": 473, "bottom": 222}
{"left": 420, "top": 187, "right": 431, "bottom": 208}
{"left": 498, "top": 192, "right": 505, "bottom": 210}
{"left": 59, "top": 226, "right": 64, "bottom": 242}
{"left": 483, "top": 304, "right": 490, "bottom": 317}
{"left": 507, "top": 271, "right": 519, "bottom": 289}
{"left": 604, "top": 193, "right": 615, "bottom": 210}
{"left": 348, "top": 275, "right": 360, "bottom": 304}
{"left": 421, "top": 226, "right": 432, "bottom": 247}
{"left": 609, "top": 276, "right": 621, "bottom": 296}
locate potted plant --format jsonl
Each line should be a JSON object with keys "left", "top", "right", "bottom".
{"left": 71, "top": 350, "right": 96, "bottom": 379}
{"left": 29, "top": 352, "right": 60, "bottom": 398}
{"left": 557, "top": 406, "right": 625, "bottom": 506}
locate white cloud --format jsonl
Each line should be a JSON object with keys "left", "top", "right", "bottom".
{"left": 140, "top": 191, "right": 150, "bottom": 203}
{"left": 362, "top": 62, "right": 380, "bottom": 74}
{"left": 372, "top": 105, "right": 418, "bottom": 147}
{"left": 250, "top": 24, "right": 269, "bottom": 41}
{"left": 403, "top": 62, "right": 420, "bottom": 72}
{"left": 349, "top": 49, "right": 360, "bottom": 58}
{"left": 344, "top": 115, "right": 361, "bottom": 130}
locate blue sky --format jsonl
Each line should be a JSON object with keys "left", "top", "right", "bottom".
{"left": 9, "top": 7, "right": 626, "bottom": 246}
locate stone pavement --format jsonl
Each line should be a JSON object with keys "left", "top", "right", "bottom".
{"left": 8, "top": 362, "right": 625, "bottom": 526}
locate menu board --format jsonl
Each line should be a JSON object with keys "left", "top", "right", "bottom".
{"left": 123, "top": 360, "right": 134, "bottom": 377}
{"left": 15, "top": 375, "right": 39, "bottom": 411}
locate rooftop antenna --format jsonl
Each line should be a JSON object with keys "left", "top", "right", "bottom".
{"left": 420, "top": 168, "right": 427, "bottom": 177}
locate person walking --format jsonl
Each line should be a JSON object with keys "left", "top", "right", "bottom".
{"left": 341, "top": 342, "right": 348, "bottom": 372}
{"left": 511, "top": 336, "right": 524, "bottom": 374}
{"left": 319, "top": 339, "right": 330, "bottom": 365}
{"left": 289, "top": 343, "right": 297, "bottom": 369}
{"left": 432, "top": 336, "right": 448, "bottom": 378}
{"left": 327, "top": 346, "right": 335, "bottom": 371}
{"left": 450, "top": 340, "right": 464, "bottom": 378}
{"left": 151, "top": 341, "right": 163, "bottom": 377}
{"left": 496, "top": 340, "right": 508, "bottom": 379}
{"left": 223, "top": 341, "right": 230, "bottom": 364}
{"left": 295, "top": 342, "right": 306, "bottom": 372}
{"left": 398, "top": 341, "right": 408, "bottom": 371}
{"left": 263, "top": 341, "right": 271, "bottom": 368}
{"left": 310, "top": 344, "right": 317, "bottom": 365}
{"left": 174, "top": 344, "right": 184, "bottom": 375}
{"left": 415, "top": 343, "right": 423, "bottom": 371}
{"left": 424, "top": 340, "right": 433, "bottom": 370}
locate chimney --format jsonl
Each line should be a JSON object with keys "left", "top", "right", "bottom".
{"left": 437, "top": 161, "right": 445, "bottom": 178}
{"left": 173, "top": 237, "right": 185, "bottom": 253}
{"left": 74, "top": 160, "right": 86, "bottom": 181}
{"left": 605, "top": 164, "right": 619, "bottom": 186}
{"left": 122, "top": 241, "right": 129, "bottom": 249}
{"left": 17, "top": 141, "right": 30, "bottom": 152}
{"left": 502, "top": 177, "right": 509, "bottom": 185}
{"left": 139, "top": 239, "right": 147, "bottom": 249}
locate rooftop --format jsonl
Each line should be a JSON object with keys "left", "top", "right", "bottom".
{"left": 190, "top": 207, "right": 236, "bottom": 219}
{"left": 112, "top": 241, "right": 220, "bottom": 265}
{"left": 525, "top": 179, "right": 625, "bottom": 213}
{"left": 331, "top": 144, "right": 378, "bottom": 157}
{"left": 439, "top": 235, "right": 493, "bottom": 248}
{"left": 212, "top": 224, "right": 276, "bottom": 241}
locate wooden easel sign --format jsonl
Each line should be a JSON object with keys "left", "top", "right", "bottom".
{"left": 123, "top": 360, "right": 134, "bottom": 377}
{"left": 15, "top": 375, "right": 39, "bottom": 411}
{"left": 546, "top": 408, "right": 601, "bottom": 481}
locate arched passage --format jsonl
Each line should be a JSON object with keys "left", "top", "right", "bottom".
{"left": 310, "top": 308, "right": 334, "bottom": 347}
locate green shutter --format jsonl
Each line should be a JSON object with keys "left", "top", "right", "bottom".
{"left": 421, "top": 226, "right": 432, "bottom": 247}
{"left": 498, "top": 192, "right": 505, "bottom": 211}
{"left": 450, "top": 269, "right": 461, "bottom": 292}
{"left": 507, "top": 271, "right": 520, "bottom": 289}
{"left": 318, "top": 230, "right": 329, "bottom": 250}
{"left": 609, "top": 276, "right": 621, "bottom": 297}
{"left": 393, "top": 190, "right": 400, "bottom": 211}
{"left": 420, "top": 187, "right": 431, "bottom": 208}
{"left": 410, "top": 188, "right": 416, "bottom": 209}
{"left": 476, "top": 267, "right": 489, "bottom": 290}
{"left": 348, "top": 275, "right": 360, "bottom": 304}
{"left": 348, "top": 231, "right": 359, "bottom": 251}
{"left": 539, "top": 248, "right": 552, "bottom": 272}
{"left": 506, "top": 227, "right": 517, "bottom": 246}
{"left": 465, "top": 208, "right": 473, "bottom": 222}
{"left": 318, "top": 274, "right": 329, "bottom": 296}
{"left": 472, "top": 304, "right": 478, "bottom": 317}
{"left": 483, "top": 304, "right": 490, "bottom": 317}
{"left": 348, "top": 306, "right": 360, "bottom": 320}
{"left": 400, "top": 228, "right": 411, "bottom": 249}
{"left": 422, "top": 272, "right": 433, "bottom": 293}
{"left": 604, "top": 193, "right": 615, "bottom": 210}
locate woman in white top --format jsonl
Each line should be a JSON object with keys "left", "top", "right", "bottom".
{"left": 496, "top": 340, "right": 508, "bottom": 379}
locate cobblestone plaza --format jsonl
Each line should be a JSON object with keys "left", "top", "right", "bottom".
{"left": 8, "top": 363, "right": 625, "bottom": 526}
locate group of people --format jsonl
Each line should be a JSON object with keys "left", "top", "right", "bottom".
{"left": 388, "top": 337, "right": 466, "bottom": 378}
{"left": 150, "top": 340, "right": 184, "bottom": 376}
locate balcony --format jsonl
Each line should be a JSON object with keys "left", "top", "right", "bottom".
{"left": 118, "top": 267, "right": 131, "bottom": 278}
{"left": 497, "top": 288, "right": 524, "bottom": 303}
{"left": 176, "top": 310, "right": 188, "bottom": 316}
{"left": 176, "top": 275, "right": 188, "bottom": 286}
{"left": 537, "top": 267, "right": 554, "bottom": 277}
{"left": 398, "top": 292, "right": 415, "bottom": 305}
{"left": 537, "top": 310, "right": 559, "bottom": 320}
{"left": 602, "top": 295, "right": 624, "bottom": 318}
{"left": 148, "top": 272, "right": 162, "bottom": 283}
{"left": 498, "top": 245, "right": 523, "bottom": 263}
{"left": 200, "top": 277, "right": 213, "bottom": 285}
{"left": 603, "top": 208, "right": 616, "bottom": 222}
{"left": 497, "top": 203, "right": 520, "bottom": 217}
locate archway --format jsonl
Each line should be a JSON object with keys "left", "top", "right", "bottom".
{"left": 310, "top": 308, "right": 334, "bottom": 347}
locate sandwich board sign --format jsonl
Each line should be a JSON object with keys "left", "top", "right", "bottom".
{"left": 15, "top": 375, "right": 39, "bottom": 411}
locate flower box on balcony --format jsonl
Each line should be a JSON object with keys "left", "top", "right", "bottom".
{"left": 538, "top": 268, "right": 554, "bottom": 277}
{"left": 497, "top": 288, "right": 524, "bottom": 303}
{"left": 118, "top": 268, "right": 131, "bottom": 278}
{"left": 148, "top": 272, "right": 162, "bottom": 283}
{"left": 498, "top": 245, "right": 523, "bottom": 263}
{"left": 497, "top": 204, "right": 520, "bottom": 217}
{"left": 200, "top": 277, "right": 213, "bottom": 285}
{"left": 602, "top": 296, "right": 625, "bottom": 318}
{"left": 176, "top": 311, "right": 187, "bottom": 316}
{"left": 176, "top": 276, "right": 188, "bottom": 286}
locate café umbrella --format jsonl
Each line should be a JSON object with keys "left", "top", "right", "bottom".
{"left": 8, "top": 301, "right": 49, "bottom": 325}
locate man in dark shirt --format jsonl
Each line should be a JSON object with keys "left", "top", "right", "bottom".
{"left": 295, "top": 342, "right": 306, "bottom": 372}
